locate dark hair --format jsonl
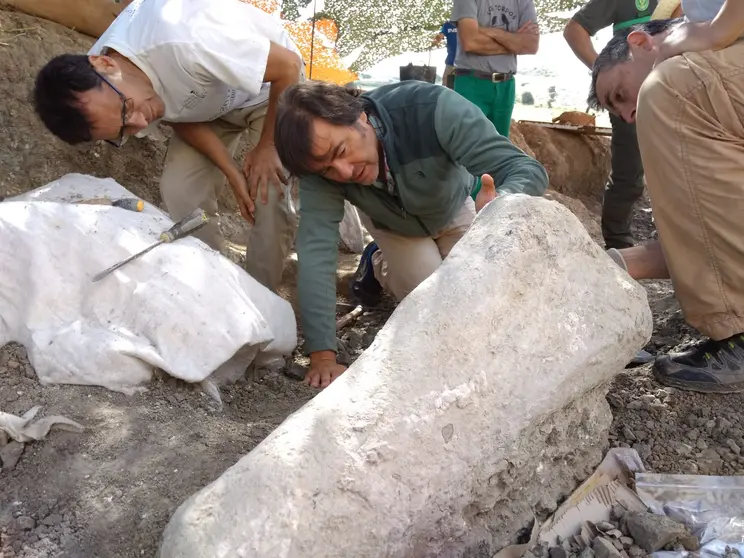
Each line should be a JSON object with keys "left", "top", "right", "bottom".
{"left": 274, "top": 81, "right": 366, "bottom": 176}
{"left": 588, "top": 18, "right": 681, "bottom": 110}
{"left": 34, "top": 54, "right": 102, "bottom": 144}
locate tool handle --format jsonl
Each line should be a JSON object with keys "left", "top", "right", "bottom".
{"left": 160, "top": 209, "right": 209, "bottom": 243}
{"left": 112, "top": 198, "right": 145, "bottom": 212}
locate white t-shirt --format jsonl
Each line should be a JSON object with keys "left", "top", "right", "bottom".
{"left": 89, "top": 0, "right": 301, "bottom": 125}
{"left": 682, "top": 0, "right": 724, "bottom": 22}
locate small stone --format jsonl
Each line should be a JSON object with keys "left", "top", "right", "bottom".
{"left": 0, "top": 431, "right": 8, "bottom": 448}
{"left": 361, "top": 331, "right": 376, "bottom": 349}
{"left": 284, "top": 363, "right": 307, "bottom": 381}
{"left": 724, "top": 546, "right": 742, "bottom": 558}
{"left": 686, "top": 428, "right": 700, "bottom": 441}
{"left": 626, "top": 511, "right": 689, "bottom": 553}
{"left": 628, "top": 546, "right": 645, "bottom": 558}
{"left": 706, "top": 419, "right": 716, "bottom": 430}
{"left": 727, "top": 439, "right": 741, "bottom": 454}
{"left": 612, "top": 540, "right": 624, "bottom": 551}
{"left": 596, "top": 521, "right": 616, "bottom": 532}
{"left": 549, "top": 547, "right": 567, "bottom": 558}
{"left": 26, "top": 533, "right": 39, "bottom": 543}
{"left": 607, "top": 530, "right": 624, "bottom": 539}
{"left": 41, "top": 514, "right": 62, "bottom": 527}
{"left": 578, "top": 549, "right": 595, "bottom": 558}
{"left": 619, "top": 537, "right": 634, "bottom": 549}
{"left": 337, "top": 350, "right": 352, "bottom": 366}
{"left": 697, "top": 439, "right": 708, "bottom": 450}
{"left": 345, "top": 330, "right": 363, "bottom": 352}
{"left": 0, "top": 441, "right": 24, "bottom": 471}
{"left": 622, "top": 427, "right": 636, "bottom": 442}
{"left": 679, "top": 533, "right": 700, "bottom": 551}
{"left": 166, "top": 394, "right": 178, "bottom": 406}
{"left": 674, "top": 442, "right": 693, "bottom": 456}
{"left": 611, "top": 505, "right": 627, "bottom": 522}
{"left": 627, "top": 401, "right": 644, "bottom": 410}
{"left": 16, "top": 517, "right": 34, "bottom": 531}
{"left": 7, "top": 359, "right": 19, "bottom": 369}
{"left": 593, "top": 537, "right": 624, "bottom": 558}
{"left": 718, "top": 417, "right": 733, "bottom": 429}
{"left": 607, "top": 394, "right": 623, "bottom": 409}
{"left": 640, "top": 395, "right": 657, "bottom": 404}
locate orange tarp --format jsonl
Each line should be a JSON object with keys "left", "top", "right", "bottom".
{"left": 243, "top": 0, "right": 357, "bottom": 85}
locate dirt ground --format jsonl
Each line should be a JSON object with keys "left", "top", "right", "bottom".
{"left": 2, "top": 7, "right": 743, "bottom": 558}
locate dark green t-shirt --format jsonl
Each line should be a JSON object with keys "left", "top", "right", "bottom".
{"left": 572, "top": 0, "right": 659, "bottom": 35}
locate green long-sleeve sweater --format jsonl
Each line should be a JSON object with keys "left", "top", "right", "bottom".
{"left": 297, "top": 81, "right": 548, "bottom": 354}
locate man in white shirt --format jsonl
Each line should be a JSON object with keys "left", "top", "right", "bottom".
{"left": 33, "top": 0, "right": 304, "bottom": 292}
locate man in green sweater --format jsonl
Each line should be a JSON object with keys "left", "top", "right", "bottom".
{"left": 274, "top": 80, "right": 548, "bottom": 388}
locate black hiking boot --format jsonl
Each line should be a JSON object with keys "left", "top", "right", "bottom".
{"left": 350, "top": 241, "right": 382, "bottom": 308}
{"left": 653, "top": 334, "right": 744, "bottom": 394}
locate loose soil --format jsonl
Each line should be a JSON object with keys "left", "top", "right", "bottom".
{"left": 2, "top": 8, "right": 743, "bottom": 558}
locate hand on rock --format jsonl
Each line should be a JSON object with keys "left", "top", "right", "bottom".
{"left": 475, "top": 173, "right": 498, "bottom": 213}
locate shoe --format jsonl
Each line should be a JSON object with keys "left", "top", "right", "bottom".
{"left": 653, "top": 334, "right": 744, "bottom": 394}
{"left": 350, "top": 242, "right": 382, "bottom": 308}
{"left": 625, "top": 349, "right": 654, "bottom": 368}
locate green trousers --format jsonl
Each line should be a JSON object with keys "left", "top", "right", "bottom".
{"left": 455, "top": 74, "right": 516, "bottom": 198}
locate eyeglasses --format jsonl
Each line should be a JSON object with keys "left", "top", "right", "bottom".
{"left": 95, "top": 71, "right": 133, "bottom": 148}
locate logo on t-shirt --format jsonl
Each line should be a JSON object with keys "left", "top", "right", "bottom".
{"left": 635, "top": 0, "right": 649, "bottom": 11}
{"left": 487, "top": 5, "right": 516, "bottom": 31}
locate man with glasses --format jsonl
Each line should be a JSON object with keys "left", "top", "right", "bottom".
{"left": 33, "top": 0, "right": 303, "bottom": 292}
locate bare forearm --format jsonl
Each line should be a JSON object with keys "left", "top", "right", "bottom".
{"left": 259, "top": 72, "right": 299, "bottom": 149}
{"left": 169, "top": 122, "right": 240, "bottom": 180}
{"left": 563, "top": 22, "right": 598, "bottom": 70}
{"left": 462, "top": 32, "right": 510, "bottom": 55}
{"left": 709, "top": 0, "right": 744, "bottom": 48}
{"left": 484, "top": 27, "right": 539, "bottom": 54}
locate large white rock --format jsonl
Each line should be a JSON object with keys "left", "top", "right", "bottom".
{"left": 159, "top": 195, "right": 653, "bottom": 558}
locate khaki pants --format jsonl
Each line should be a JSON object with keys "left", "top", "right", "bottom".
{"left": 636, "top": 42, "right": 744, "bottom": 340}
{"left": 359, "top": 198, "right": 476, "bottom": 301}
{"left": 160, "top": 103, "right": 298, "bottom": 292}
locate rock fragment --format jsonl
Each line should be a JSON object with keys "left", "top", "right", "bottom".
{"left": 0, "top": 440, "right": 24, "bottom": 471}
{"left": 593, "top": 537, "right": 624, "bottom": 558}
{"left": 625, "top": 511, "right": 688, "bottom": 553}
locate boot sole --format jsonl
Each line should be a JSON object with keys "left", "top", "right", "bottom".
{"left": 654, "top": 368, "right": 744, "bottom": 394}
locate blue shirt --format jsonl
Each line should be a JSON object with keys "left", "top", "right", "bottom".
{"left": 441, "top": 21, "right": 458, "bottom": 66}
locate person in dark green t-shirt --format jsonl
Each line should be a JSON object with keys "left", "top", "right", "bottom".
{"left": 563, "top": 0, "right": 659, "bottom": 250}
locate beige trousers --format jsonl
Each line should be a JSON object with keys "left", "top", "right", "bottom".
{"left": 159, "top": 104, "right": 298, "bottom": 292}
{"left": 359, "top": 197, "right": 476, "bottom": 301}
{"left": 636, "top": 41, "right": 744, "bottom": 340}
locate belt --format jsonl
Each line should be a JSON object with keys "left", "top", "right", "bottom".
{"left": 454, "top": 68, "right": 514, "bottom": 83}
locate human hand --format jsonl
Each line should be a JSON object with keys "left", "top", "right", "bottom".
{"left": 242, "top": 142, "right": 287, "bottom": 206}
{"left": 475, "top": 173, "right": 498, "bottom": 213}
{"left": 518, "top": 21, "right": 540, "bottom": 35}
{"left": 306, "top": 351, "right": 347, "bottom": 389}
{"left": 226, "top": 167, "right": 256, "bottom": 224}
{"left": 655, "top": 21, "right": 715, "bottom": 65}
